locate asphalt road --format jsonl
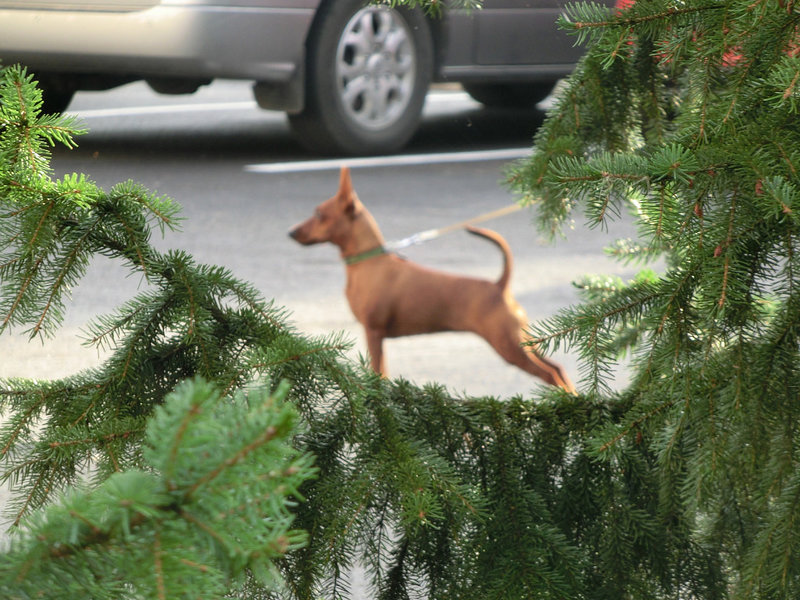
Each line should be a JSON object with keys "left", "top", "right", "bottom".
{"left": 1, "top": 80, "right": 644, "bottom": 398}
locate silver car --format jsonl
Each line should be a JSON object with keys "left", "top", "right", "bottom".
{"left": 0, "top": 0, "right": 608, "bottom": 155}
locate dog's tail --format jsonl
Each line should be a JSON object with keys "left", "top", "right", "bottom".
{"left": 466, "top": 226, "right": 512, "bottom": 291}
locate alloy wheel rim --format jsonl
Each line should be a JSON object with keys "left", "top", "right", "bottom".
{"left": 335, "top": 6, "right": 416, "bottom": 131}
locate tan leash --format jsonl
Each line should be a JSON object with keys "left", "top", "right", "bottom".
{"left": 385, "top": 203, "right": 523, "bottom": 251}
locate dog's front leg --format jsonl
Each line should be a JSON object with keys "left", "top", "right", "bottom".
{"left": 365, "top": 328, "right": 387, "bottom": 376}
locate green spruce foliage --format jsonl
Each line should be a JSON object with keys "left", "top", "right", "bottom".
{"left": 513, "top": 0, "right": 800, "bottom": 598}
{"left": 1, "top": 0, "right": 800, "bottom": 596}
{"left": 1, "top": 377, "right": 315, "bottom": 599}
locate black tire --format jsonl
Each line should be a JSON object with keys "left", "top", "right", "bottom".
{"left": 463, "top": 82, "right": 554, "bottom": 109}
{"left": 289, "top": 0, "right": 433, "bottom": 155}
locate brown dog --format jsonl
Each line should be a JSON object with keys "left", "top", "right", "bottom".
{"left": 289, "top": 167, "right": 576, "bottom": 393}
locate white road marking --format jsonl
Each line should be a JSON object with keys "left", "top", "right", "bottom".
{"left": 243, "top": 147, "right": 533, "bottom": 174}
{"left": 69, "top": 91, "right": 474, "bottom": 120}
{"left": 69, "top": 100, "right": 258, "bottom": 119}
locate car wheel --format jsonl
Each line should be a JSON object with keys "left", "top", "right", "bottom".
{"left": 463, "top": 82, "right": 554, "bottom": 109}
{"left": 289, "top": 0, "right": 433, "bottom": 155}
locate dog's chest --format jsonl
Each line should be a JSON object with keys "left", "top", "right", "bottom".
{"left": 344, "top": 267, "right": 404, "bottom": 326}
{"left": 344, "top": 272, "right": 378, "bottom": 319}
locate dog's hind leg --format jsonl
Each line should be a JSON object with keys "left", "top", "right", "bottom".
{"left": 525, "top": 347, "right": 576, "bottom": 394}
{"left": 491, "top": 336, "right": 576, "bottom": 393}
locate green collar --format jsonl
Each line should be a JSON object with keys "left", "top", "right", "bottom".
{"left": 343, "top": 246, "right": 388, "bottom": 265}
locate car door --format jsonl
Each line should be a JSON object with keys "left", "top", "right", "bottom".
{"left": 473, "top": 0, "right": 580, "bottom": 66}
{"left": 437, "top": 0, "right": 592, "bottom": 78}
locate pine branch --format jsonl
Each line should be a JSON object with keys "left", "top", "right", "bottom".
{"left": 1, "top": 378, "right": 314, "bottom": 599}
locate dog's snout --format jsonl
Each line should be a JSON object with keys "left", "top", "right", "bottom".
{"left": 289, "top": 223, "right": 315, "bottom": 245}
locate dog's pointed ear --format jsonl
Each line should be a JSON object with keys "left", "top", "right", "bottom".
{"left": 338, "top": 166, "right": 352, "bottom": 196}
{"left": 337, "top": 166, "right": 360, "bottom": 217}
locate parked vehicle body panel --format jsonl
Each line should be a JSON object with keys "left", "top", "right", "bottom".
{"left": 0, "top": 1, "right": 317, "bottom": 82}
{"left": 0, "top": 0, "right": 611, "bottom": 154}
{"left": 440, "top": 0, "right": 584, "bottom": 80}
